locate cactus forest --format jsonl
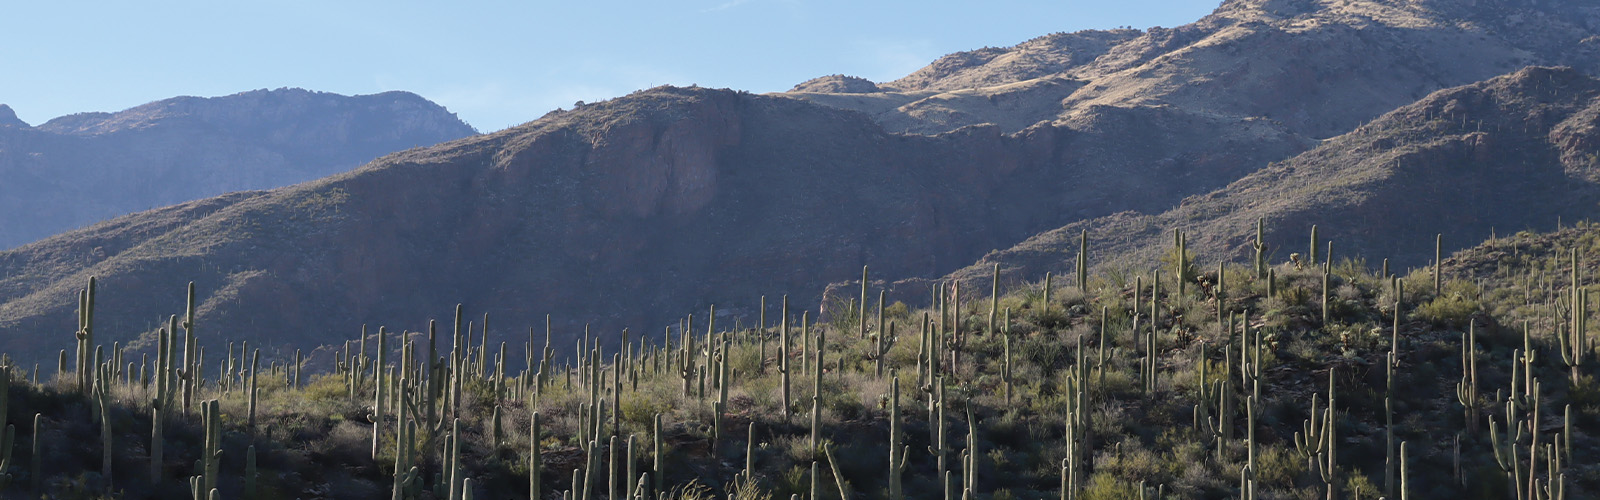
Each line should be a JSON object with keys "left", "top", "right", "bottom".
{"left": 0, "top": 220, "right": 1596, "bottom": 500}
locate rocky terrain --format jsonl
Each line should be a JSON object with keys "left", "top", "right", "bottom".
{"left": 0, "top": 88, "right": 477, "bottom": 249}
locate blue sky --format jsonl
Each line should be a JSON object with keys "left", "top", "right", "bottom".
{"left": 1, "top": 1, "right": 1218, "bottom": 133}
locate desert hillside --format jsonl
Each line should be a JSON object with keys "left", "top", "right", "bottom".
{"left": 2, "top": 0, "right": 1598, "bottom": 371}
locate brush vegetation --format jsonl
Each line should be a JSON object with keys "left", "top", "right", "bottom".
{"left": 0, "top": 222, "right": 1594, "bottom": 499}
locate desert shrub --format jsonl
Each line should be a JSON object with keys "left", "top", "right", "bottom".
{"left": 1081, "top": 472, "right": 1137, "bottom": 500}
{"left": 303, "top": 373, "right": 348, "bottom": 402}
{"left": 884, "top": 301, "right": 911, "bottom": 321}
{"left": 1255, "top": 445, "right": 1306, "bottom": 489}
{"left": 1415, "top": 293, "right": 1479, "bottom": 328}
{"left": 1020, "top": 334, "right": 1069, "bottom": 370}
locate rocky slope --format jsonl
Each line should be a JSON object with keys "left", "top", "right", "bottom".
{"left": 0, "top": 88, "right": 477, "bottom": 248}
{"left": 940, "top": 66, "right": 1600, "bottom": 288}
{"left": 785, "top": 0, "right": 1600, "bottom": 140}
{"left": 0, "top": 84, "right": 1301, "bottom": 364}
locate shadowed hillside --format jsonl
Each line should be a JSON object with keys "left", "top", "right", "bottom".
{"left": 0, "top": 83, "right": 1305, "bottom": 366}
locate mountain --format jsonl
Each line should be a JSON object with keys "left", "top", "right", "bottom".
{"left": 939, "top": 66, "right": 1600, "bottom": 287}
{"left": 783, "top": 0, "right": 1600, "bottom": 148}
{"left": 0, "top": 88, "right": 477, "bottom": 249}
{"left": 3, "top": 0, "right": 1600, "bottom": 365}
{"left": 0, "top": 104, "right": 28, "bottom": 128}
{"left": 0, "top": 87, "right": 1087, "bottom": 362}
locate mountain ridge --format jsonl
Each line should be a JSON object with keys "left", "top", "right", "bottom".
{"left": 0, "top": 88, "right": 478, "bottom": 249}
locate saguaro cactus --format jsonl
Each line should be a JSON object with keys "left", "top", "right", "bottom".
{"left": 1043, "top": 273, "right": 1053, "bottom": 314}
{"left": 371, "top": 326, "right": 389, "bottom": 459}
{"left": 194, "top": 399, "right": 222, "bottom": 498}
{"left": 1309, "top": 225, "right": 1319, "bottom": 268}
{"left": 26, "top": 413, "right": 40, "bottom": 492}
{"left": 1293, "top": 369, "right": 1338, "bottom": 500}
{"left": 248, "top": 350, "right": 260, "bottom": 429}
{"left": 1002, "top": 319, "right": 1013, "bottom": 404}
{"left": 1195, "top": 343, "right": 1233, "bottom": 461}
{"left": 245, "top": 445, "right": 258, "bottom": 499}
{"left": 888, "top": 376, "right": 908, "bottom": 500}
{"left": 93, "top": 367, "right": 112, "bottom": 484}
{"left": 447, "top": 418, "right": 464, "bottom": 500}
{"left": 1558, "top": 250, "right": 1590, "bottom": 385}
{"left": 75, "top": 277, "right": 97, "bottom": 395}
{"left": 989, "top": 263, "right": 1000, "bottom": 338}
{"left": 929, "top": 377, "right": 947, "bottom": 497}
{"left": 780, "top": 295, "right": 791, "bottom": 417}
{"left": 1253, "top": 218, "right": 1268, "bottom": 279}
{"left": 182, "top": 282, "right": 197, "bottom": 415}
{"left": 1457, "top": 322, "right": 1480, "bottom": 431}
{"left": 860, "top": 265, "right": 870, "bottom": 339}
{"left": 1175, "top": 229, "right": 1189, "bottom": 295}
{"left": 391, "top": 385, "right": 420, "bottom": 500}
{"left": 528, "top": 411, "right": 542, "bottom": 499}
{"left": 653, "top": 413, "right": 664, "bottom": 495}
{"left": 1078, "top": 229, "right": 1089, "bottom": 292}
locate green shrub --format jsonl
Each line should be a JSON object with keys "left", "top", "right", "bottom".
{"left": 1081, "top": 472, "right": 1137, "bottom": 500}
{"left": 1414, "top": 294, "right": 1478, "bottom": 328}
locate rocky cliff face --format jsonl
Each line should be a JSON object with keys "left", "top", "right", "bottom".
{"left": 0, "top": 88, "right": 477, "bottom": 249}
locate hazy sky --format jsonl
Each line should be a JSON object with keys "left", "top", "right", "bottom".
{"left": 2, "top": 1, "right": 1218, "bottom": 133}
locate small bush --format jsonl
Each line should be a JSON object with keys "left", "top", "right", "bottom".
{"left": 1414, "top": 294, "right": 1479, "bottom": 328}
{"left": 1081, "top": 472, "right": 1137, "bottom": 500}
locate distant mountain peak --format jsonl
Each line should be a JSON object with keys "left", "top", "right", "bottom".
{"left": 0, "top": 88, "right": 478, "bottom": 249}
{"left": 0, "top": 104, "right": 27, "bottom": 128}
{"left": 35, "top": 88, "right": 475, "bottom": 136}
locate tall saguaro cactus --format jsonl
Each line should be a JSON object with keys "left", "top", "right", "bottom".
{"left": 1558, "top": 249, "right": 1591, "bottom": 385}
{"left": 529, "top": 410, "right": 542, "bottom": 499}
{"left": 75, "top": 277, "right": 97, "bottom": 395}
{"left": 192, "top": 399, "right": 222, "bottom": 499}
{"left": 1078, "top": 229, "right": 1089, "bottom": 292}
{"left": 1253, "top": 218, "right": 1268, "bottom": 279}
{"left": 653, "top": 413, "right": 664, "bottom": 496}
{"left": 1457, "top": 322, "right": 1481, "bottom": 431}
{"left": 1293, "top": 369, "right": 1338, "bottom": 500}
{"left": 989, "top": 263, "right": 1000, "bottom": 339}
{"left": 887, "top": 376, "right": 908, "bottom": 500}
{"left": 92, "top": 365, "right": 112, "bottom": 484}
{"left": 371, "top": 326, "right": 389, "bottom": 460}
{"left": 1308, "top": 225, "right": 1319, "bottom": 268}
{"left": 182, "top": 282, "right": 197, "bottom": 416}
